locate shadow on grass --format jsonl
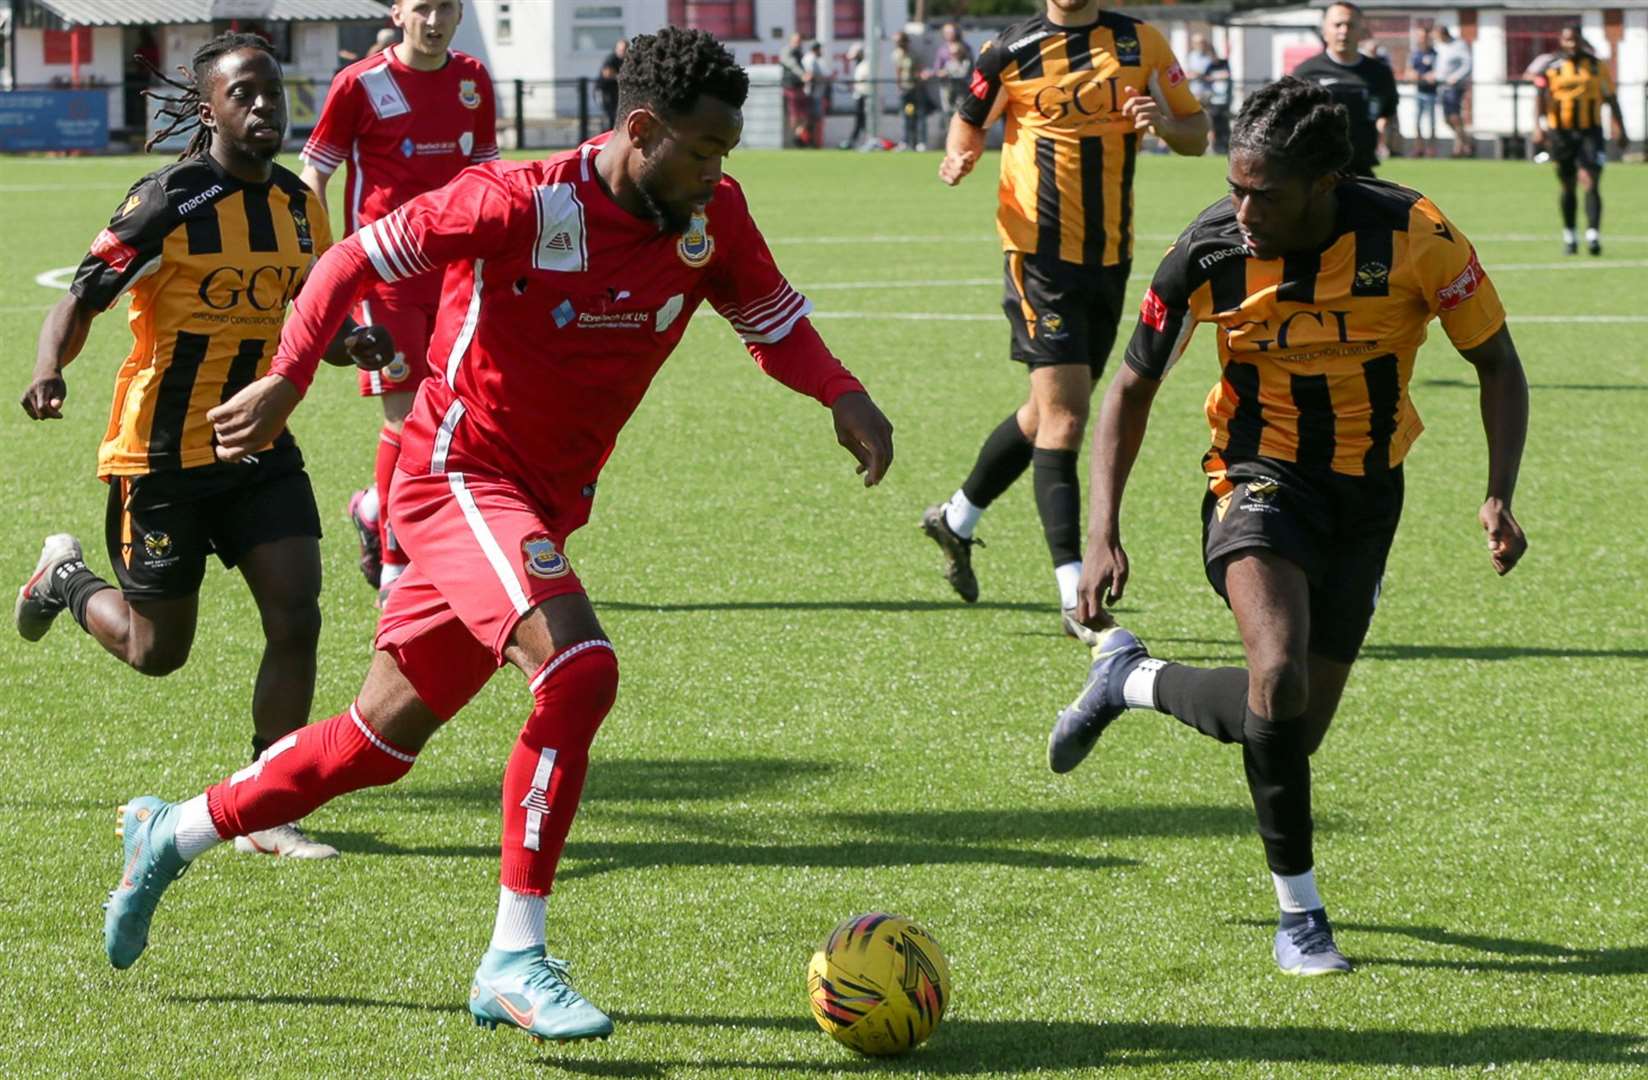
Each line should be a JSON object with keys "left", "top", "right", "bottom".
{"left": 1419, "top": 377, "right": 1648, "bottom": 393}
{"left": 161, "top": 998, "right": 1648, "bottom": 1070}
{"left": 321, "top": 832, "right": 1138, "bottom": 878}
{"left": 821, "top": 806, "right": 1254, "bottom": 842}
{"left": 1342, "top": 923, "right": 1648, "bottom": 976}
{"left": 596, "top": 599, "right": 1047, "bottom": 614}
{"left": 363, "top": 758, "right": 839, "bottom": 810}
{"left": 1151, "top": 636, "right": 1648, "bottom": 662}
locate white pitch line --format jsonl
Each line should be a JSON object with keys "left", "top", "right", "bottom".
{"left": 0, "top": 184, "right": 128, "bottom": 192}
{"left": 774, "top": 232, "right": 1648, "bottom": 245}
{"left": 33, "top": 266, "right": 77, "bottom": 290}
{"left": 812, "top": 311, "right": 1648, "bottom": 324}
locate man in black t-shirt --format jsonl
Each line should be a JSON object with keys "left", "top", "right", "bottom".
{"left": 597, "top": 38, "right": 627, "bottom": 131}
{"left": 1292, "top": 2, "right": 1398, "bottom": 175}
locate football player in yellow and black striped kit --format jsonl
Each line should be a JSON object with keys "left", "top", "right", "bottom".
{"left": 1533, "top": 24, "right": 1629, "bottom": 255}
{"left": 1046, "top": 79, "right": 1529, "bottom": 974}
{"left": 921, "top": 0, "right": 1208, "bottom": 638}
{"left": 16, "top": 33, "right": 391, "bottom": 858}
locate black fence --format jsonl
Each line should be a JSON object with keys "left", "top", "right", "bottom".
{"left": 3, "top": 75, "right": 1642, "bottom": 159}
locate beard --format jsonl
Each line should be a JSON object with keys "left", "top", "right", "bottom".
{"left": 635, "top": 160, "right": 694, "bottom": 234}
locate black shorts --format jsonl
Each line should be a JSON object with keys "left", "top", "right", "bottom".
{"left": 1003, "top": 253, "right": 1131, "bottom": 376}
{"left": 1550, "top": 127, "right": 1606, "bottom": 177}
{"left": 1201, "top": 457, "right": 1405, "bottom": 664}
{"left": 104, "top": 445, "right": 322, "bottom": 600}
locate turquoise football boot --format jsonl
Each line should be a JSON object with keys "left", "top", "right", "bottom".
{"left": 103, "top": 796, "right": 189, "bottom": 970}
{"left": 469, "top": 946, "right": 614, "bottom": 1043}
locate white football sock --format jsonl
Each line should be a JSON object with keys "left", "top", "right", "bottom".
{"left": 1122, "top": 657, "right": 1165, "bottom": 710}
{"left": 1585, "top": 227, "right": 1600, "bottom": 244}
{"left": 173, "top": 794, "right": 224, "bottom": 861}
{"left": 490, "top": 885, "right": 547, "bottom": 952}
{"left": 943, "top": 489, "right": 983, "bottom": 539}
{"left": 1563, "top": 227, "right": 1578, "bottom": 245}
{"left": 357, "top": 485, "right": 380, "bottom": 524}
{"left": 1054, "top": 561, "right": 1082, "bottom": 611}
{"left": 1272, "top": 868, "right": 1324, "bottom": 914}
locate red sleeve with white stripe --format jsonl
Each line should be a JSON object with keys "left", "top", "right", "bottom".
{"left": 268, "top": 236, "right": 375, "bottom": 394}
{"left": 355, "top": 164, "right": 519, "bottom": 286}
{"left": 299, "top": 69, "right": 360, "bottom": 176}
{"left": 472, "top": 69, "right": 500, "bottom": 162}
{"left": 707, "top": 187, "right": 863, "bottom": 405}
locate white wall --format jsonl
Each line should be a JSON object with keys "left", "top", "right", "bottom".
{"left": 11, "top": 26, "right": 123, "bottom": 128}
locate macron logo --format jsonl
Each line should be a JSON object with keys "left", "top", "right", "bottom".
{"left": 177, "top": 184, "right": 224, "bottom": 217}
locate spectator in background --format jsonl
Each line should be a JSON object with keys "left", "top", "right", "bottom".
{"left": 803, "top": 41, "right": 830, "bottom": 149}
{"left": 1292, "top": 2, "right": 1399, "bottom": 174}
{"left": 937, "top": 39, "right": 972, "bottom": 119}
{"left": 781, "top": 32, "right": 811, "bottom": 146}
{"left": 894, "top": 31, "right": 925, "bottom": 151}
{"left": 1409, "top": 26, "right": 1437, "bottom": 157}
{"left": 368, "top": 27, "right": 397, "bottom": 57}
{"left": 938, "top": 22, "right": 972, "bottom": 68}
{"left": 842, "top": 42, "right": 872, "bottom": 150}
{"left": 1185, "top": 32, "right": 1232, "bottom": 154}
{"left": 597, "top": 37, "right": 626, "bottom": 132}
{"left": 1433, "top": 25, "right": 1473, "bottom": 156}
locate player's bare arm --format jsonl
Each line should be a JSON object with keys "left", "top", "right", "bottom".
{"left": 1459, "top": 324, "right": 1530, "bottom": 575}
{"left": 1121, "top": 85, "right": 1210, "bottom": 156}
{"left": 1605, "top": 94, "right": 1629, "bottom": 148}
{"left": 939, "top": 90, "right": 1006, "bottom": 186}
{"left": 298, "top": 162, "right": 330, "bottom": 205}
{"left": 21, "top": 292, "right": 99, "bottom": 420}
{"left": 830, "top": 391, "right": 895, "bottom": 486}
{"left": 1076, "top": 363, "right": 1161, "bottom": 621}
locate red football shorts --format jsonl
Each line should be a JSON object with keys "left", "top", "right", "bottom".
{"left": 354, "top": 286, "right": 436, "bottom": 397}
{"left": 374, "top": 469, "right": 587, "bottom": 719}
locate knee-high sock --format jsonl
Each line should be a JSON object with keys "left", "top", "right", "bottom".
{"left": 1152, "top": 662, "right": 1249, "bottom": 743}
{"left": 206, "top": 705, "right": 417, "bottom": 839}
{"left": 376, "top": 426, "right": 408, "bottom": 573}
{"left": 1032, "top": 447, "right": 1082, "bottom": 568}
{"left": 959, "top": 413, "right": 1033, "bottom": 509}
{"left": 499, "top": 641, "right": 619, "bottom": 896}
{"left": 1242, "top": 706, "right": 1313, "bottom": 876}
{"left": 1560, "top": 186, "right": 1578, "bottom": 230}
{"left": 1585, "top": 187, "right": 1602, "bottom": 231}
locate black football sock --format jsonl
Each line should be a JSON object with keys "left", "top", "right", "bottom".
{"left": 1560, "top": 187, "right": 1578, "bottom": 230}
{"left": 1242, "top": 705, "right": 1314, "bottom": 877}
{"left": 252, "top": 734, "right": 273, "bottom": 763}
{"left": 1153, "top": 662, "right": 1248, "bottom": 743}
{"left": 55, "top": 560, "right": 115, "bottom": 633}
{"left": 1585, "top": 188, "right": 1602, "bottom": 231}
{"left": 1031, "top": 448, "right": 1082, "bottom": 568}
{"left": 959, "top": 413, "right": 1033, "bottom": 509}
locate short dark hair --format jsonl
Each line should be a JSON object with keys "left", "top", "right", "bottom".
{"left": 1229, "top": 76, "right": 1353, "bottom": 181}
{"left": 1324, "top": 1, "right": 1363, "bottom": 17}
{"left": 615, "top": 28, "right": 748, "bottom": 122}
{"left": 141, "top": 31, "right": 277, "bottom": 158}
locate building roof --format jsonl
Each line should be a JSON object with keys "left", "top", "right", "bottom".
{"left": 23, "top": 0, "right": 389, "bottom": 27}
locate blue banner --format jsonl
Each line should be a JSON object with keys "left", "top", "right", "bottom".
{"left": 0, "top": 90, "right": 108, "bottom": 152}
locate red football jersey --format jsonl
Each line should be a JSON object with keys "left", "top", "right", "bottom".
{"left": 275, "top": 140, "right": 861, "bottom": 538}
{"left": 300, "top": 48, "right": 499, "bottom": 241}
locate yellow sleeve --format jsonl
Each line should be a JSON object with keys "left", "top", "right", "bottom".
{"left": 1413, "top": 199, "right": 1505, "bottom": 352}
{"left": 311, "top": 199, "right": 335, "bottom": 257}
{"left": 1142, "top": 23, "right": 1203, "bottom": 118}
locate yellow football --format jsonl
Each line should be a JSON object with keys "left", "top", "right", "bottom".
{"left": 806, "top": 912, "right": 951, "bottom": 1056}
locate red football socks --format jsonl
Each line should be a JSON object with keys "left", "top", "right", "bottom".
{"left": 498, "top": 641, "right": 619, "bottom": 896}
{"left": 376, "top": 425, "right": 408, "bottom": 575}
{"left": 205, "top": 705, "right": 417, "bottom": 840}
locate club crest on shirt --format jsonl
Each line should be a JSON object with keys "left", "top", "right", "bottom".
{"left": 1113, "top": 34, "right": 1141, "bottom": 66}
{"left": 1355, "top": 261, "right": 1389, "bottom": 290}
{"left": 678, "top": 212, "right": 714, "bottom": 268}
{"left": 290, "top": 208, "right": 313, "bottom": 253}
{"left": 522, "top": 535, "right": 570, "bottom": 579}
{"left": 459, "top": 79, "right": 482, "bottom": 109}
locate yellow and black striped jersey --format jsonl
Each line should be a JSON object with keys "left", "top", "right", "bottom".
{"left": 70, "top": 154, "right": 331, "bottom": 477}
{"left": 957, "top": 12, "right": 1202, "bottom": 267}
{"left": 1539, "top": 54, "right": 1615, "bottom": 130}
{"left": 1127, "top": 178, "right": 1506, "bottom": 483}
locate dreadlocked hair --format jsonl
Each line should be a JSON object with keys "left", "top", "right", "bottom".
{"left": 140, "top": 32, "right": 276, "bottom": 158}
{"left": 1229, "top": 76, "right": 1353, "bottom": 181}
{"left": 615, "top": 27, "right": 748, "bottom": 122}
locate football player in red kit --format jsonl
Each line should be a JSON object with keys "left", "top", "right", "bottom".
{"left": 300, "top": 0, "right": 499, "bottom": 601}
{"left": 102, "top": 29, "right": 895, "bottom": 1045}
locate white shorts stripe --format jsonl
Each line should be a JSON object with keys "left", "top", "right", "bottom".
{"left": 430, "top": 398, "right": 466, "bottom": 473}
{"left": 528, "top": 639, "right": 616, "bottom": 692}
{"left": 350, "top": 704, "right": 416, "bottom": 763}
{"left": 445, "top": 259, "right": 485, "bottom": 386}
{"left": 448, "top": 471, "right": 531, "bottom": 615}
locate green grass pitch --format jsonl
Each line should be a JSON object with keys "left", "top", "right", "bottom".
{"left": 0, "top": 147, "right": 1645, "bottom": 1078}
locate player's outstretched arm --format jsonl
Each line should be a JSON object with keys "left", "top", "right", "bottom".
{"left": 1459, "top": 324, "right": 1529, "bottom": 576}
{"left": 21, "top": 294, "right": 98, "bottom": 420}
{"left": 1078, "top": 364, "right": 1162, "bottom": 622}
{"left": 831, "top": 391, "right": 894, "bottom": 486}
